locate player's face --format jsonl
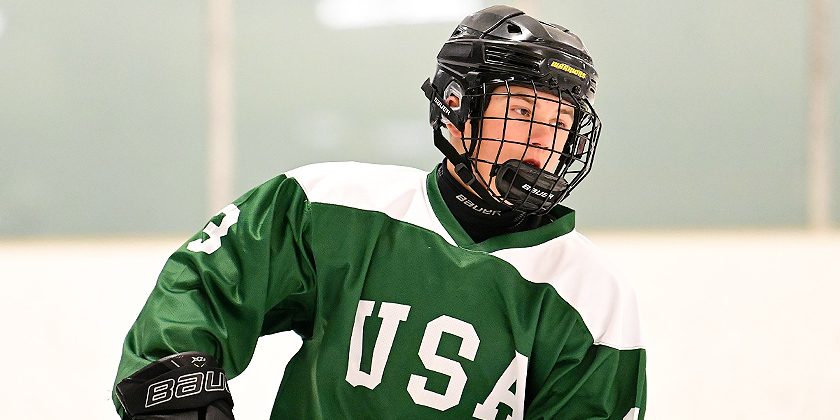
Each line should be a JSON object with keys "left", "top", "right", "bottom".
{"left": 447, "top": 85, "right": 575, "bottom": 197}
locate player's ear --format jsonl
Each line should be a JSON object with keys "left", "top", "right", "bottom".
{"left": 446, "top": 94, "right": 461, "bottom": 109}
{"left": 444, "top": 95, "right": 463, "bottom": 140}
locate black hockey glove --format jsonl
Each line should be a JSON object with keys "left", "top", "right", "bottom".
{"left": 116, "top": 352, "right": 234, "bottom": 420}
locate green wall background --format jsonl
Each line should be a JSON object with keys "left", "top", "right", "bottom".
{"left": 2, "top": 1, "right": 839, "bottom": 236}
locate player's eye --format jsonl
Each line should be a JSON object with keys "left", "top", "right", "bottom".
{"left": 555, "top": 116, "right": 573, "bottom": 130}
{"left": 510, "top": 107, "right": 531, "bottom": 119}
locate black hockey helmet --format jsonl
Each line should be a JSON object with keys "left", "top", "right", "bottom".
{"left": 422, "top": 5, "right": 601, "bottom": 215}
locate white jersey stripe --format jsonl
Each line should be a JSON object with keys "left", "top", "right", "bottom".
{"left": 287, "top": 161, "right": 457, "bottom": 246}
{"left": 491, "top": 235, "right": 644, "bottom": 350}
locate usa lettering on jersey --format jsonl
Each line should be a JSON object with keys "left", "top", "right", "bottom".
{"left": 345, "top": 299, "right": 527, "bottom": 420}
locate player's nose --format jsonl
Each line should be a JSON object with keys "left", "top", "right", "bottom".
{"left": 527, "top": 121, "right": 557, "bottom": 148}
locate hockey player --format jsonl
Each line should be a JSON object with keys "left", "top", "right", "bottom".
{"left": 113, "top": 5, "right": 646, "bottom": 420}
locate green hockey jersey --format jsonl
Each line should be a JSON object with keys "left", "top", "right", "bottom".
{"left": 114, "top": 162, "right": 646, "bottom": 420}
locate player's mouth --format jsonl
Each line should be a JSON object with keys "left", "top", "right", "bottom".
{"left": 523, "top": 158, "right": 543, "bottom": 169}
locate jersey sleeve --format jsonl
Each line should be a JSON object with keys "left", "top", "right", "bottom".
{"left": 525, "top": 324, "right": 646, "bottom": 420}
{"left": 112, "top": 174, "right": 316, "bottom": 414}
{"left": 518, "top": 232, "right": 647, "bottom": 420}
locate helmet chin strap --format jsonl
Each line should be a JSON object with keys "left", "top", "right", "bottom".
{"left": 423, "top": 78, "right": 498, "bottom": 205}
{"left": 431, "top": 122, "right": 499, "bottom": 205}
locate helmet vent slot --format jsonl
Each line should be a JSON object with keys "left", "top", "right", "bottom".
{"left": 484, "top": 45, "right": 541, "bottom": 73}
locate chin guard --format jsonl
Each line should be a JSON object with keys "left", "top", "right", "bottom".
{"left": 494, "top": 160, "right": 568, "bottom": 214}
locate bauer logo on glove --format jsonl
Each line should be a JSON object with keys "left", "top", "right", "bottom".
{"left": 116, "top": 351, "right": 234, "bottom": 420}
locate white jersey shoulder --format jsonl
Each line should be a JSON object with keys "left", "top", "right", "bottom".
{"left": 286, "top": 162, "right": 454, "bottom": 243}
{"left": 491, "top": 230, "right": 644, "bottom": 350}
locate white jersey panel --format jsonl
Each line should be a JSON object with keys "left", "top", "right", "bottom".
{"left": 491, "top": 232, "right": 644, "bottom": 350}
{"left": 286, "top": 162, "right": 456, "bottom": 246}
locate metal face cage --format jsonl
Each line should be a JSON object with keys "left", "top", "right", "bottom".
{"left": 459, "top": 79, "right": 601, "bottom": 214}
